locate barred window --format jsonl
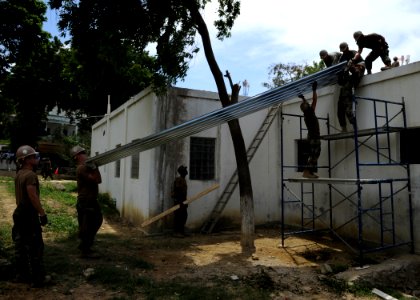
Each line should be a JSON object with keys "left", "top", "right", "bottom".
{"left": 131, "top": 152, "right": 140, "bottom": 179}
{"left": 189, "top": 137, "right": 215, "bottom": 180}
{"left": 115, "top": 144, "right": 121, "bottom": 178}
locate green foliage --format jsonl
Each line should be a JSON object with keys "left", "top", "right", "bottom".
{"left": 319, "top": 276, "right": 407, "bottom": 298}
{"left": 0, "top": 176, "right": 13, "bottom": 183}
{"left": 47, "top": 0, "right": 242, "bottom": 114}
{"left": 41, "top": 182, "right": 77, "bottom": 206}
{"left": 0, "top": 0, "right": 71, "bottom": 148}
{"left": 97, "top": 193, "right": 120, "bottom": 218}
{"left": 319, "top": 276, "right": 348, "bottom": 295}
{"left": 330, "top": 263, "right": 349, "bottom": 274}
{"left": 264, "top": 61, "right": 325, "bottom": 89}
{"left": 0, "top": 223, "right": 13, "bottom": 256}
{"left": 44, "top": 214, "right": 78, "bottom": 235}
{"left": 214, "top": 0, "right": 241, "bottom": 39}
{"left": 40, "top": 182, "right": 78, "bottom": 237}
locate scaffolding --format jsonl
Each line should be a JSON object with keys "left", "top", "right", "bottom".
{"left": 280, "top": 95, "right": 414, "bottom": 263}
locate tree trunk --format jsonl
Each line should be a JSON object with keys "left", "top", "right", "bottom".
{"left": 187, "top": 2, "right": 255, "bottom": 253}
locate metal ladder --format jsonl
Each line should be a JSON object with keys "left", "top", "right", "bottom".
{"left": 201, "top": 104, "right": 281, "bottom": 234}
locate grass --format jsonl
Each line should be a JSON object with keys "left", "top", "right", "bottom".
{"left": 319, "top": 276, "right": 413, "bottom": 299}
{"left": 0, "top": 177, "right": 414, "bottom": 299}
{"left": 0, "top": 179, "right": 275, "bottom": 298}
{"left": 0, "top": 223, "right": 13, "bottom": 256}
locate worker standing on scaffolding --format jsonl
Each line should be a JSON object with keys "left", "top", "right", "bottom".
{"left": 298, "top": 81, "right": 320, "bottom": 179}
{"left": 337, "top": 42, "right": 366, "bottom": 132}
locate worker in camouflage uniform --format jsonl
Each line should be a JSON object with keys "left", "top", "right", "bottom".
{"left": 71, "top": 145, "right": 103, "bottom": 258}
{"left": 12, "top": 145, "right": 48, "bottom": 287}
{"left": 319, "top": 49, "right": 341, "bottom": 67}
{"left": 298, "top": 82, "right": 320, "bottom": 178}
{"left": 353, "top": 31, "right": 391, "bottom": 74}
{"left": 337, "top": 42, "right": 366, "bottom": 132}
{"left": 172, "top": 165, "right": 189, "bottom": 237}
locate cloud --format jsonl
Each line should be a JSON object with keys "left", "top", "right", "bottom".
{"left": 177, "top": 0, "right": 420, "bottom": 95}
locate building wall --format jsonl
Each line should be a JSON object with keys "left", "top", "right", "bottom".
{"left": 91, "top": 62, "right": 420, "bottom": 253}
{"left": 92, "top": 88, "right": 156, "bottom": 224}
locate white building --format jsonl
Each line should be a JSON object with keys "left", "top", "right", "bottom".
{"left": 91, "top": 62, "right": 420, "bottom": 254}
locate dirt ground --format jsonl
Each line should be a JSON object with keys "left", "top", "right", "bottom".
{"left": 0, "top": 173, "right": 419, "bottom": 299}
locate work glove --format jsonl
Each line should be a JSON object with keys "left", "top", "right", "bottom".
{"left": 312, "top": 81, "right": 317, "bottom": 91}
{"left": 39, "top": 215, "right": 48, "bottom": 226}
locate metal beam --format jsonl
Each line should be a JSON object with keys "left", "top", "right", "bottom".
{"left": 88, "top": 62, "right": 346, "bottom": 166}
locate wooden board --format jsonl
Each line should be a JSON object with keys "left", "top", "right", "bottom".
{"left": 141, "top": 183, "right": 220, "bottom": 227}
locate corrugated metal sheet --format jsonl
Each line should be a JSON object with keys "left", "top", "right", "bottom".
{"left": 89, "top": 62, "right": 346, "bottom": 166}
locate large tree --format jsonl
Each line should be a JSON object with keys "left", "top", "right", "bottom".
{"left": 50, "top": 0, "right": 256, "bottom": 252}
{"left": 0, "top": 0, "right": 65, "bottom": 148}
{"left": 49, "top": 0, "right": 163, "bottom": 116}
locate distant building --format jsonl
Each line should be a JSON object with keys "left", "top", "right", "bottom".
{"left": 43, "top": 106, "right": 77, "bottom": 138}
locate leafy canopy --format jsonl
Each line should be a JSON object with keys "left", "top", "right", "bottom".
{"left": 263, "top": 61, "right": 325, "bottom": 89}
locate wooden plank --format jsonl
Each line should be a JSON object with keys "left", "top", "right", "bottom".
{"left": 372, "top": 288, "right": 397, "bottom": 300}
{"left": 141, "top": 183, "right": 220, "bottom": 227}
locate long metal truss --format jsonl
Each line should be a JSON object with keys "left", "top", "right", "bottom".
{"left": 88, "top": 62, "right": 346, "bottom": 166}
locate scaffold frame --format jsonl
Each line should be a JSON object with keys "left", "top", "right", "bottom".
{"left": 280, "top": 94, "right": 414, "bottom": 264}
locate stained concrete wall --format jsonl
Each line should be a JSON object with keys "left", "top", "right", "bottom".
{"left": 91, "top": 62, "right": 419, "bottom": 253}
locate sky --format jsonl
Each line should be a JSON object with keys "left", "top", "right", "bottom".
{"left": 43, "top": 0, "right": 420, "bottom": 97}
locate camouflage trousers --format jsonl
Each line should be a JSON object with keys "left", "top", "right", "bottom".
{"left": 365, "top": 48, "right": 391, "bottom": 73}
{"left": 174, "top": 202, "right": 188, "bottom": 234}
{"left": 77, "top": 202, "right": 103, "bottom": 253}
{"left": 306, "top": 138, "right": 321, "bottom": 173}
{"left": 12, "top": 208, "right": 45, "bottom": 284}
{"left": 338, "top": 81, "right": 355, "bottom": 128}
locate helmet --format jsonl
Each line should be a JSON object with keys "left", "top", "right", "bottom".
{"left": 177, "top": 165, "right": 188, "bottom": 175}
{"left": 339, "top": 42, "right": 349, "bottom": 51}
{"left": 353, "top": 31, "right": 363, "bottom": 41}
{"left": 16, "top": 145, "right": 37, "bottom": 161}
{"left": 70, "top": 145, "right": 86, "bottom": 159}
{"left": 319, "top": 49, "right": 328, "bottom": 58}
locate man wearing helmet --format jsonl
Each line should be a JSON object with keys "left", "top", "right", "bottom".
{"left": 337, "top": 42, "right": 366, "bottom": 132}
{"left": 71, "top": 145, "right": 103, "bottom": 257}
{"left": 319, "top": 49, "right": 341, "bottom": 67}
{"left": 353, "top": 30, "right": 391, "bottom": 74}
{"left": 13, "top": 145, "right": 48, "bottom": 287}
{"left": 171, "top": 165, "right": 189, "bottom": 236}
{"left": 298, "top": 82, "right": 320, "bottom": 178}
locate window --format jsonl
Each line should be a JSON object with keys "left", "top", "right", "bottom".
{"left": 400, "top": 127, "right": 420, "bottom": 164}
{"left": 115, "top": 144, "right": 121, "bottom": 178}
{"left": 189, "top": 137, "right": 215, "bottom": 180}
{"left": 131, "top": 152, "right": 140, "bottom": 179}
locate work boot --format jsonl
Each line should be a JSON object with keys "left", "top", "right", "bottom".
{"left": 310, "top": 172, "right": 319, "bottom": 179}
{"left": 302, "top": 169, "right": 318, "bottom": 178}
{"left": 381, "top": 66, "right": 391, "bottom": 71}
